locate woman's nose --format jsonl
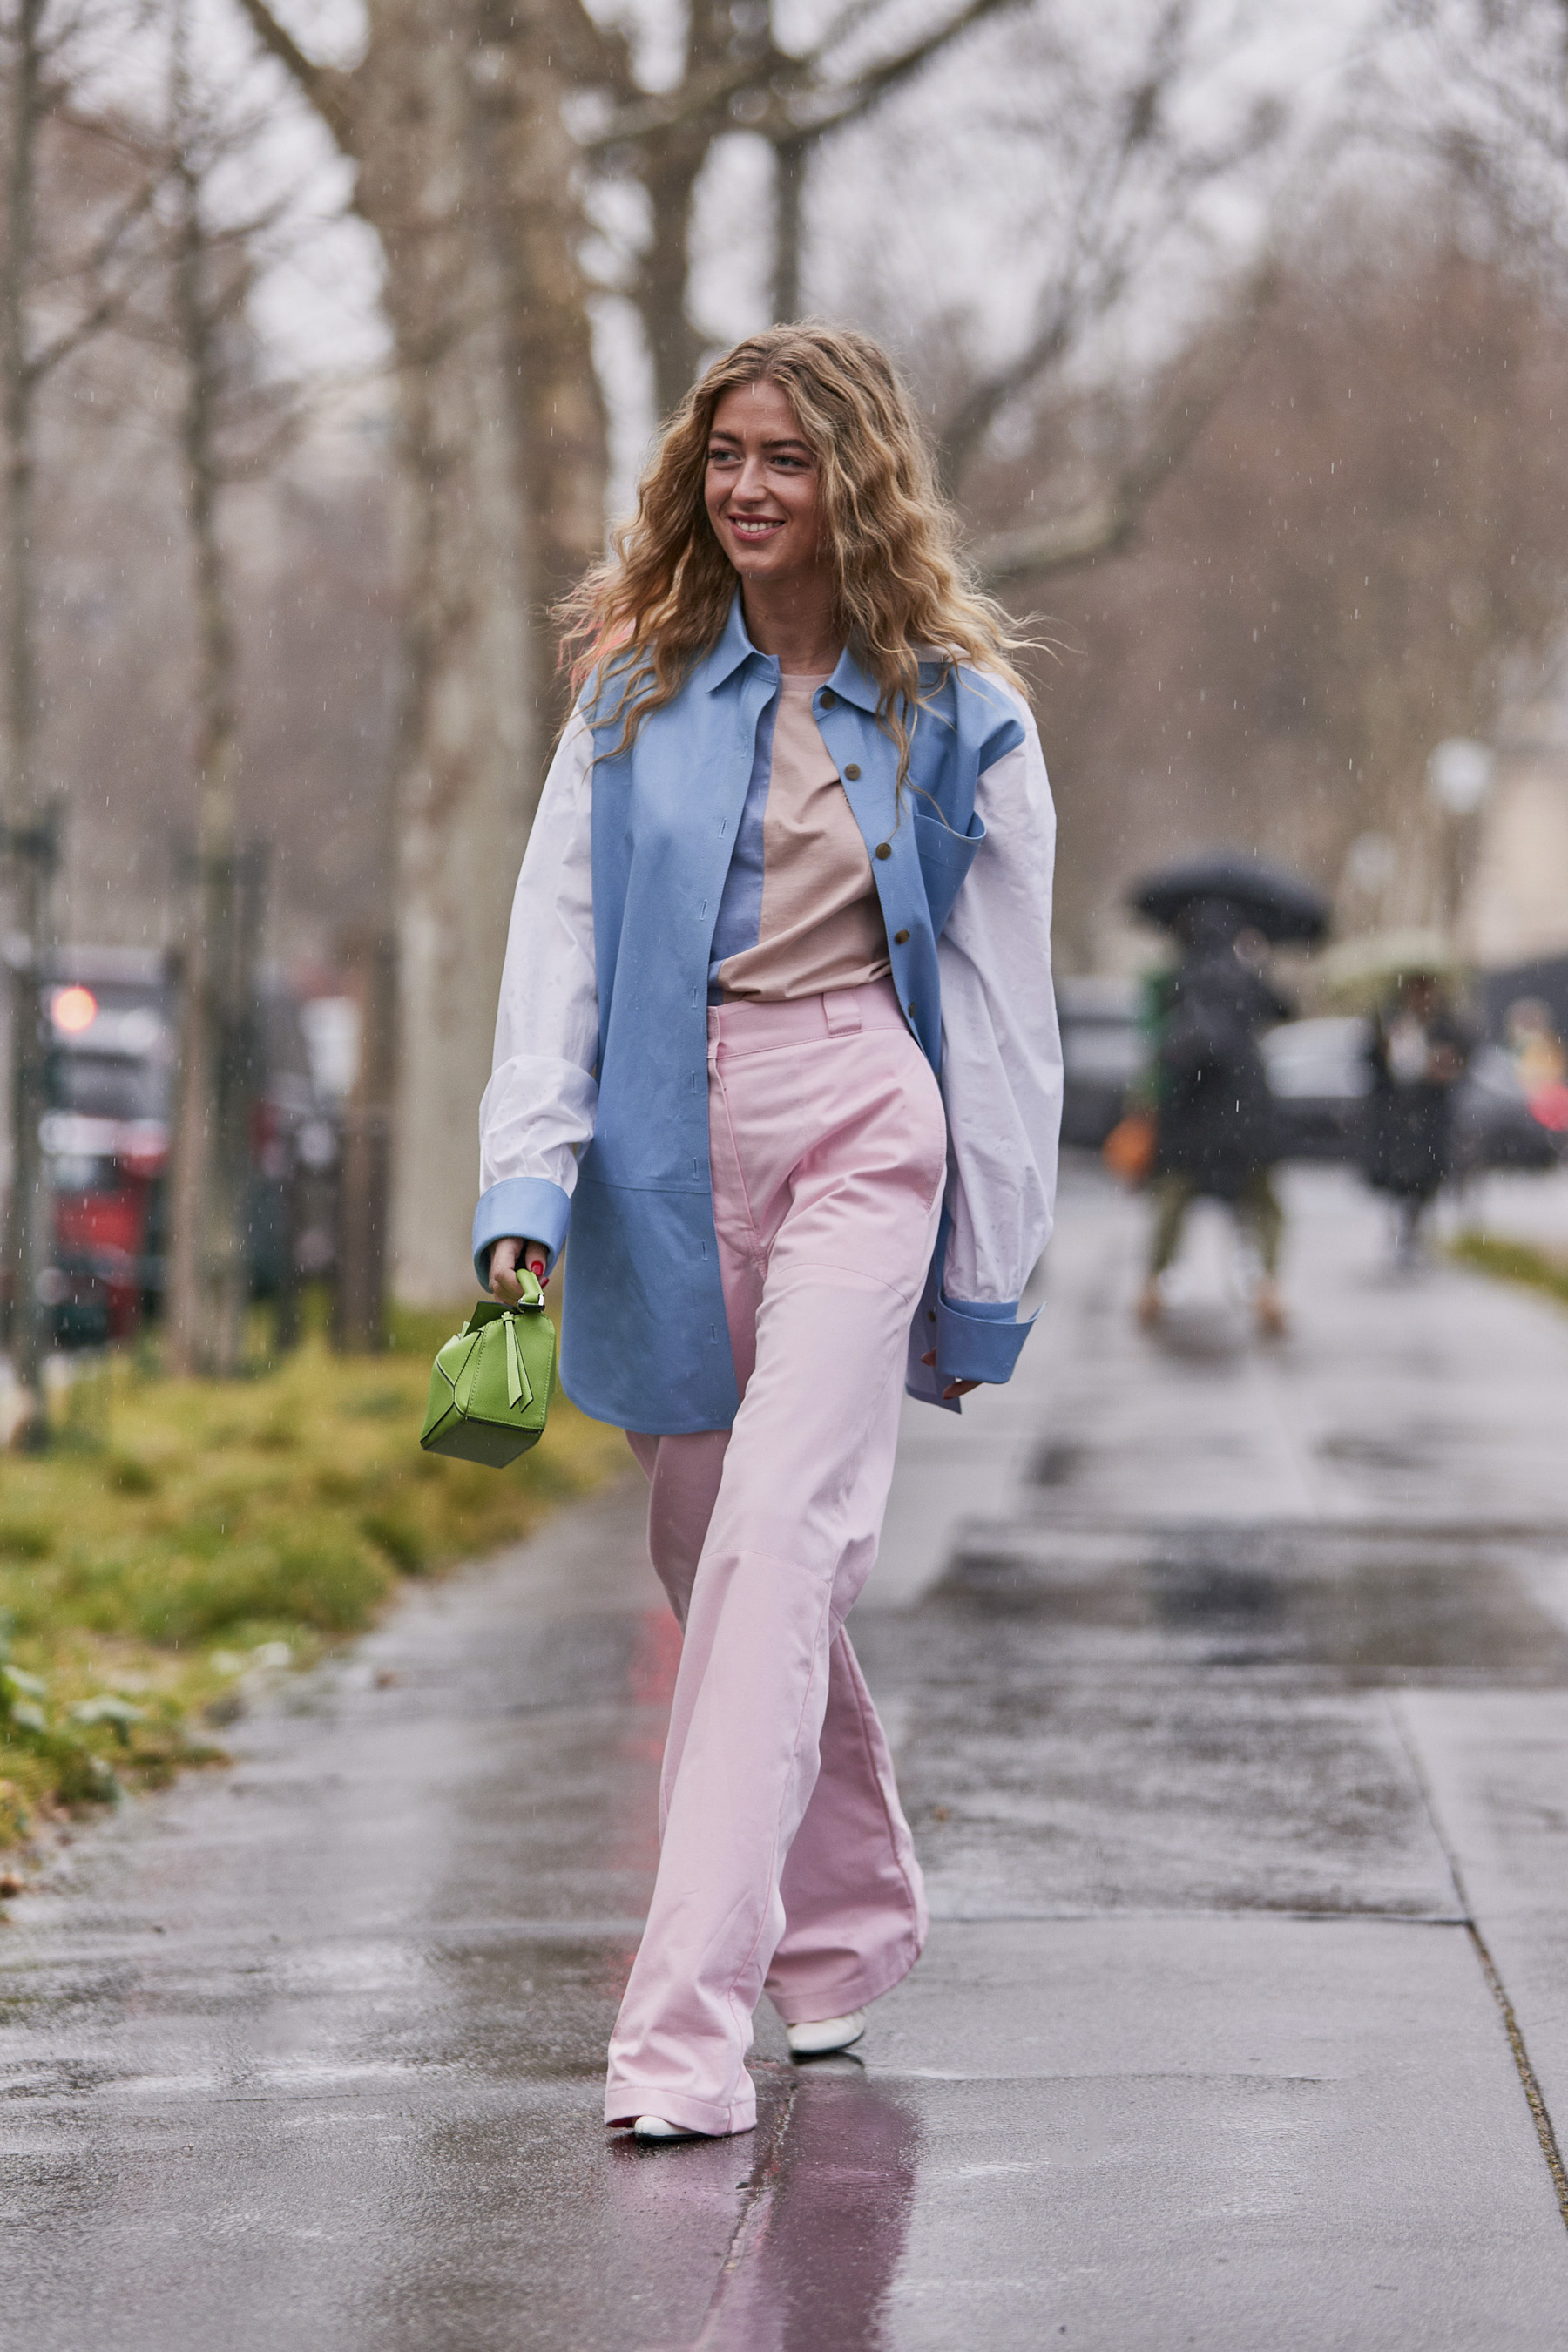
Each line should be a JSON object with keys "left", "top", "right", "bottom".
{"left": 733, "top": 454, "right": 768, "bottom": 502}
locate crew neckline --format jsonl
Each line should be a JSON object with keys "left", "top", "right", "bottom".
{"left": 779, "top": 671, "right": 831, "bottom": 690}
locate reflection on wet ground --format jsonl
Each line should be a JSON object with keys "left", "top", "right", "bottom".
{"left": 683, "top": 2064, "right": 921, "bottom": 2352}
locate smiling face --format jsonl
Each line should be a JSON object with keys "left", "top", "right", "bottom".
{"left": 704, "top": 378, "right": 828, "bottom": 592}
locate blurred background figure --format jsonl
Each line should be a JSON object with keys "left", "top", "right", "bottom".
{"left": 1504, "top": 998, "right": 1568, "bottom": 1139}
{"left": 1127, "top": 855, "right": 1328, "bottom": 1340}
{"left": 1362, "top": 967, "right": 1472, "bottom": 1261}
{"left": 1138, "top": 909, "right": 1291, "bottom": 1337}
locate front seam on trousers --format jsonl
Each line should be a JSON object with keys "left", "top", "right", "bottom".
{"left": 721, "top": 1574, "right": 837, "bottom": 2036}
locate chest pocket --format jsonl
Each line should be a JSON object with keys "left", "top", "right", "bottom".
{"left": 912, "top": 808, "right": 985, "bottom": 936}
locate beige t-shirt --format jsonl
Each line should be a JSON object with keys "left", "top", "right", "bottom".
{"left": 716, "top": 674, "right": 892, "bottom": 1002}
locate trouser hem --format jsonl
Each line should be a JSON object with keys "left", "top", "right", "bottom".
{"left": 767, "top": 1926, "right": 924, "bottom": 2026}
{"left": 605, "top": 2084, "right": 758, "bottom": 2137}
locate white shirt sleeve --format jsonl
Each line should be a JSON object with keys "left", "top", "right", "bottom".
{"left": 936, "top": 699, "right": 1063, "bottom": 1304}
{"left": 478, "top": 713, "right": 598, "bottom": 1200}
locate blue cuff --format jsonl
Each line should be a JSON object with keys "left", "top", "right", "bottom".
{"left": 935, "top": 1294, "right": 1038, "bottom": 1385}
{"left": 472, "top": 1178, "right": 571, "bottom": 1286}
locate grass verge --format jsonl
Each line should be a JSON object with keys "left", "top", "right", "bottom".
{"left": 1450, "top": 1231, "right": 1568, "bottom": 1313}
{"left": 0, "top": 1301, "right": 625, "bottom": 1861}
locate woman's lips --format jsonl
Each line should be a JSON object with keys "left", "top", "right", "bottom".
{"left": 727, "top": 515, "right": 785, "bottom": 541}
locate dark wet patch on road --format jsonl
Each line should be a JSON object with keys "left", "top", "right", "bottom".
{"left": 929, "top": 1519, "right": 1568, "bottom": 1683}
{"left": 849, "top": 1517, "right": 1568, "bottom": 1923}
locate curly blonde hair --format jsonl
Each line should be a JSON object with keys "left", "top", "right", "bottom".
{"left": 557, "top": 322, "right": 1032, "bottom": 776}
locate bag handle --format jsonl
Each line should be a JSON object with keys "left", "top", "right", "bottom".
{"left": 463, "top": 1268, "right": 546, "bottom": 1338}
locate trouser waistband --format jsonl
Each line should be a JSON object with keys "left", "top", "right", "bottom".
{"left": 706, "top": 977, "right": 907, "bottom": 1053}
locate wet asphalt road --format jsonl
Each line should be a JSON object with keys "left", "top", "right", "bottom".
{"left": 5, "top": 1165, "right": 1568, "bottom": 2348}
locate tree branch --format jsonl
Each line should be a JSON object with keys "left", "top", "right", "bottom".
{"left": 229, "top": 0, "right": 358, "bottom": 152}
{"left": 585, "top": 0, "right": 1016, "bottom": 155}
{"left": 972, "top": 267, "right": 1276, "bottom": 586}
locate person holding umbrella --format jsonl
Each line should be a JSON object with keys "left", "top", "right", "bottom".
{"left": 1129, "top": 855, "right": 1328, "bottom": 1338}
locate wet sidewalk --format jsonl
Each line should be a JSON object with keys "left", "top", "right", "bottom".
{"left": 4, "top": 1165, "right": 1568, "bottom": 2347}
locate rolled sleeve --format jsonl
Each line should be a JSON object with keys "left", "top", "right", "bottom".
{"left": 936, "top": 1293, "right": 1038, "bottom": 1384}
{"left": 472, "top": 1177, "right": 572, "bottom": 1286}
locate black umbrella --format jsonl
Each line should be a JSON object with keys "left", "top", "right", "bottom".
{"left": 1129, "top": 850, "right": 1330, "bottom": 947}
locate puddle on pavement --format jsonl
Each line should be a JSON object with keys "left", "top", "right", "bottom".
{"left": 934, "top": 1522, "right": 1568, "bottom": 1683}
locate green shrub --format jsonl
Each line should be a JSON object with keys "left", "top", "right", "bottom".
{"left": 0, "top": 1328, "right": 623, "bottom": 1853}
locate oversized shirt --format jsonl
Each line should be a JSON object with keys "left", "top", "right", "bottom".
{"left": 474, "top": 594, "right": 1063, "bottom": 1435}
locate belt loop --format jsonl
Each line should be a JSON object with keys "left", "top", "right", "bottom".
{"left": 822, "top": 989, "right": 862, "bottom": 1036}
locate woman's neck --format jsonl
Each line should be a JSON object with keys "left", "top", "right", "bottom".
{"left": 739, "top": 577, "right": 841, "bottom": 678}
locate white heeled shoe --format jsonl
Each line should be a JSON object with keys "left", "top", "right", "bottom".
{"left": 632, "top": 2113, "right": 700, "bottom": 2141}
{"left": 786, "top": 2008, "right": 867, "bottom": 2059}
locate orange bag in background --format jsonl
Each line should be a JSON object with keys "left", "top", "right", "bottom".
{"left": 1102, "top": 1110, "right": 1157, "bottom": 1187}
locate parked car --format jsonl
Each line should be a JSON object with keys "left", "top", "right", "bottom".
{"left": 1058, "top": 976, "right": 1145, "bottom": 1148}
{"left": 29, "top": 949, "right": 338, "bottom": 1346}
{"left": 1260, "top": 1017, "right": 1371, "bottom": 1163}
{"left": 38, "top": 950, "right": 176, "bottom": 1342}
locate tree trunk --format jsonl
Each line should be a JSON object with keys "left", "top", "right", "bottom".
{"left": 639, "top": 140, "right": 707, "bottom": 422}
{"left": 164, "top": 12, "right": 254, "bottom": 1379}
{"left": 235, "top": 0, "right": 555, "bottom": 1306}
{"left": 355, "top": 2, "right": 535, "bottom": 1308}
{"left": 332, "top": 923, "right": 395, "bottom": 1351}
{"left": 474, "top": 3, "right": 609, "bottom": 705}
{"left": 1, "top": 0, "right": 49, "bottom": 1443}
{"left": 773, "top": 134, "right": 806, "bottom": 322}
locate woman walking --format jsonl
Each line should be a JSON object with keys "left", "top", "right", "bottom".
{"left": 473, "top": 325, "right": 1061, "bottom": 2142}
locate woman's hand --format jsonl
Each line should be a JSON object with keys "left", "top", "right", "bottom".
{"left": 490, "top": 1237, "right": 549, "bottom": 1305}
{"left": 921, "top": 1349, "right": 982, "bottom": 1402}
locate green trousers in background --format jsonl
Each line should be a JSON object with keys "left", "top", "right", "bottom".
{"left": 1147, "top": 1168, "right": 1284, "bottom": 1280}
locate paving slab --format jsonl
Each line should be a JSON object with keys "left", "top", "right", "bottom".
{"left": 1397, "top": 1689, "right": 1568, "bottom": 2163}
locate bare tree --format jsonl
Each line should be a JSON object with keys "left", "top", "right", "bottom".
{"left": 586, "top": 0, "right": 1294, "bottom": 583}
{"left": 1017, "top": 215, "right": 1568, "bottom": 962}
{"left": 971, "top": 265, "right": 1278, "bottom": 586}
{"left": 155, "top": 1, "right": 298, "bottom": 1378}
{"left": 582, "top": 0, "right": 1024, "bottom": 417}
{"left": 232, "top": 0, "right": 536, "bottom": 1308}
{"left": 1384, "top": 0, "right": 1568, "bottom": 262}
{"left": 0, "top": 0, "right": 158, "bottom": 1439}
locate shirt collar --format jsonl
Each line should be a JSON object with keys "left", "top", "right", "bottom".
{"left": 700, "top": 593, "right": 773, "bottom": 693}
{"left": 823, "top": 645, "right": 881, "bottom": 716}
{"left": 700, "top": 591, "right": 882, "bottom": 716}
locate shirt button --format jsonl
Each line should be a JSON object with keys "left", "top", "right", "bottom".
{"left": 894, "top": 929, "right": 910, "bottom": 944}
{"left": 844, "top": 762, "right": 861, "bottom": 781}
{"left": 875, "top": 841, "right": 891, "bottom": 859}
{"left": 820, "top": 689, "right": 836, "bottom": 709}
{"left": 908, "top": 1000, "right": 916, "bottom": 1016}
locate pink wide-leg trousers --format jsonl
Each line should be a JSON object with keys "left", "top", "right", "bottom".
{"left": 605, "top": 979, "right": 946, "bottom": 2137}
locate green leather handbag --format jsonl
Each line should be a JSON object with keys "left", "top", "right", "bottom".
{"left": 419, "top": 1279, "right": 556, "bottom": 1467}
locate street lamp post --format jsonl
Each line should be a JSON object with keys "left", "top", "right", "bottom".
{"left": 1427, "top": 737, "right": 1496, "bottom": 931}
